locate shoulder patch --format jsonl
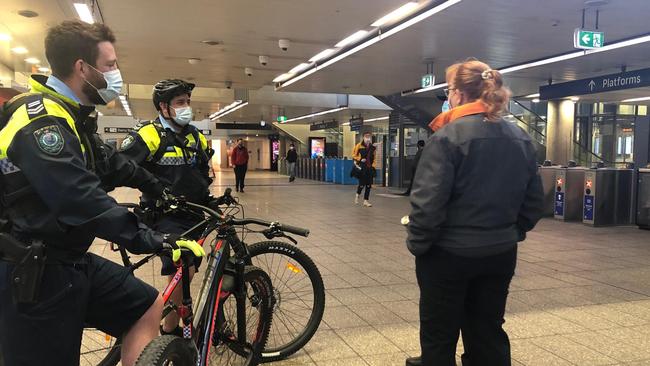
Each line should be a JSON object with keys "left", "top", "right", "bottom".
{"left": 120, "top": 135, "right": 136, "bottom": 151}
{"left": 33, "top": 125, "right": 64, "bottom": 155}
{"left": 25, "top": 97, "right": 47, "bottom": 120}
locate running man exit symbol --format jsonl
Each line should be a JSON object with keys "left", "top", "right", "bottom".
{"left": 574, "top": 29, "right": 605, "bottom": 49}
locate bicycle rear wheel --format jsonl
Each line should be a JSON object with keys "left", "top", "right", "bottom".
{"left": 247, "top": 241, "right": 325, "bottom": 362}
{"left": 135, "top": 335, "right": 197, "bottom": 366}
{"left": 208, "top": 265, "right": 273, "bottom": 366}
{"left": 80, "top": 328, "right": 121, "bottom": 366}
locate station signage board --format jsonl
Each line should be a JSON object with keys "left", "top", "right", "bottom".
{"left": 310, "top": 120, "right": 339, "bottom": 131}
{"left": 540, "top": 67, "right": 650, "bottom": 100}
{"left": 573, "top": 29, "right": 604, "bottom": 49}
{"left": 201, "top": 129, "right": 212, "bottom": 136}
{"left": 104, "top": 127, "right": 131, "bottom": 133}
{"left": 349, "top": 116, "right": 364, "bottom": 131}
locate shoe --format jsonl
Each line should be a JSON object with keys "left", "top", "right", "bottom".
{"left": 235, "top": 187, "right": 239, "bottom": 192}
{"left": 354, "top": 194, "right": 360, "bottom": 205}
{"left": 405, "top": 356, "right": 421, "bottom": 366}
{"left": 363, "top": 200, "right": 372, "bottom": 207}
{"left": 240, "top": 189, "right": 245, "bottom": 193}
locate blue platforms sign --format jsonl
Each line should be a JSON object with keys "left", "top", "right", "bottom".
{"left": 540, "top": 67, "right": 650, "bottom": 100}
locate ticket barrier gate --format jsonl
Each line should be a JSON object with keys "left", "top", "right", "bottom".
{"left": 554, "top": 168, "right": 586, "bottom": 221}
{"left": 539, "top": 166, "right": 558, "bottom": 217}
{"left": 637, "top": 169, "right": 650, "bottom": 229}
{"left": 316, "top": 158, "right": 324, "bottom": 181}
{"left": 583, "top": 169, "right": 636, "bottom": 226}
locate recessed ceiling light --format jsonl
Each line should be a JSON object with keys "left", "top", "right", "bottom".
{"left": 25, "top": 57, "right": 40, "bottom": 64}
{"left": 37, "top": 66, "right": 50, "bottom": 73}
{"left": 18, "top": 9, "right": 39, "bottom": 18}
{"left": 188, "top": 58, "right": 201, "bottom": 65}
{"left": 532, "top": 98, "right": 540, "bottom": 103}
{"left": 11, "top": 46, "right": 28, "bottom": 54}
{"left": 570, "top": 97, "right": 580, "bottom": 102}
{"left": 201, "top": 40, "right": 222, "bottom": 46}
{"left": 0, "top": 34, "right": 12, "bottom": 42}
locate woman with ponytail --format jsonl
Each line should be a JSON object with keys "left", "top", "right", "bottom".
{"left": 406, "top": 59, "right": 545, "bottom": 366}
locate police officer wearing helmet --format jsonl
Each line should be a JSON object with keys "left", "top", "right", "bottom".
{"left": 0, "top": 21, "right": 205, "bottom": 366}
{"left": 118, "top": 78, "right": 215, "bottom": 336}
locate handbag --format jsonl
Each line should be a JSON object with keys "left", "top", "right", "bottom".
{"left": 350, "top": 162, "right": 362, "bottom": 178}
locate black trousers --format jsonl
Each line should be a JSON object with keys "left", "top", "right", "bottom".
{"left": 416, "top": 246, "right": 517, "bottom": 366}
{"left": 234, "top": 164, "right": 248, "bottom": 190}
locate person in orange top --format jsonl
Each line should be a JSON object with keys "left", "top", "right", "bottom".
{"left": 352, "top": 132, "right": 377, "bottom": 207}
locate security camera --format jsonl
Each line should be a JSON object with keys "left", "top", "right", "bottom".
{"left": 244, "top": 68, "right": 253, "bottom": 77}
{"left": 278, "top": 39, "right": 290, "bottom": 51}
{"left": 259, "top": 55, "right": 269, "bottom": 66}
{"left": 225, "top": 81, "right": 232, "bottom": 89}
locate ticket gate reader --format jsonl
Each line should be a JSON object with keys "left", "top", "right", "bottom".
{"left": 539, "top": 166, "right": 557, "bottom": 217}
{"left": 636, "top": 168, "right": 650, "bottom": 229}
{"left": 554, "top": 168, "right": 586, "bottom": 221}
{"left": 583, "top": 169, "right": 636, "bottom": 226}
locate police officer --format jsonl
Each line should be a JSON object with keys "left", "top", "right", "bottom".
{"left": 0, "top": 21, "right": 205, "bottom": 366}
{"left": 118, "top": 79, "right": 215, "bottom": 335}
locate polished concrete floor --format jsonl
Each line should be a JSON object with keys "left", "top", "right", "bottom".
{"left": 84, "top": 170, "right": 650, "bottom": 366}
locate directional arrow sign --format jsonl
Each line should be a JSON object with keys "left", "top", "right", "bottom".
{"left": 588, "top": 80, "right": 596, "bottom": 91}
{"left": 574, "top": 28, "right": 605, "bottom": 49}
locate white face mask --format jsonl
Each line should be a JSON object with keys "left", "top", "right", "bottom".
{"left": 85, "top": 64, "right": 123, "bottom": 104}
{"left": 172, "top": 106, "right": 193, "bottom": 126}
{"left": 364, "top": 138, "right": 371, "bottom": 144}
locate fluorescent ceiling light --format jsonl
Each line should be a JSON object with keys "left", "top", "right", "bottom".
{"left": 309, "top": 48, "right": 337, "bottom": 62}
{"left": 289, "top": 63, "right": 311, "bottom": 74}
{"left": 25, "top": 57, "right": 40, "bottom": 64}
{"left": 586, "top": 35, "right": 650, "bottom": 55}
{"left": 371, "top": 1, "right": 419, "bottom": 27}
{"left": 525, "top": 93, "right": 540, "bottom": 98}
{"left": 570, "top": 97, "right": 580, "bottom": 101}
{"left": 210, "top": 100, "right": 249, "bottom": 120}
{"left": 74, "top": 3, "right": 95, "bottom": 24}
{"left": 621, "top": 96, "right": 650, "bottom": 102}
{"left": 273, "top": 73, "right": 294, "bottom": 83}
{"left": 37, "top": 67, "right": 50, "bottom": 73}
{"left": 365, "top": 116, "right": 389, "bottom": 122}
{"left": 11, "top": 47, "right": 27, "bottom": 54}
{"left": 341, "top": 122, "right": 350, "bottom": 126}
{"left": 500, "top": 52, "right": 584, "bottom": 74}
{"left": 279, "top": 0, "right": 462, "bottom": 89}
{"left": 335, "top": 30, "right": 369, "bottom": 48}
{"left": 0, "top": 33, "right": 11, "bottom": 42}
{"left": 532, "top": 98, "right": 540, "bottom": 103}
{"left": 283, "top": 107, "right": 348, "bottom": 123}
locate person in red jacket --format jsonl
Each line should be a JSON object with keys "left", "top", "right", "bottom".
{"left": 230, "top": 138, "right": 250, "bottom": 192}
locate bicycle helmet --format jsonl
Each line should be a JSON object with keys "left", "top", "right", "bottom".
{"left": 152, "top": 79, "right": 195, "bottom": 111}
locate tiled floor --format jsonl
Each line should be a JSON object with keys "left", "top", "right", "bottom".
{"left": 85, "top": 171, "right": 650, "bottom": 366}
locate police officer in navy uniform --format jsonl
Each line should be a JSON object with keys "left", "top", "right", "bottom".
{"left": 118, "top": 79, "right": 215, "bottom": 336}
{"left": 0, "top": 21, "right": 205, "bottom": 366}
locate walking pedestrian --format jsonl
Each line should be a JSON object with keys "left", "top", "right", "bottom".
{"left": 231, "top": 138, "right": 249, "bottom": 192}
{"left": 352, "top": 132, "right": 376, "bottom": 207}
{"left": 286, "top": 143, "right": 298, "bottom": 182}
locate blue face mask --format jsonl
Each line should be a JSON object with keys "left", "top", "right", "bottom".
{"left": 442, "top": 100, "right": 450, "bottom": 113}
{"left": 84, "top": 64, "right": 123, "bottom": 104}
{"left": 172, "top": 106, "right": 193, "bottom": 126}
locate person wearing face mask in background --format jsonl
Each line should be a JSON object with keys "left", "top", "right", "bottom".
{"left": 286, "top": 143, "right": 298, "bottom": 182}
{"left": 0, "top": 21, "right": 206, "bottom": 366}
{"left": 118, "top": 78, "right": 215, "bottom": 337}
{"left": 352, "top": 132, "right": 377, "bottom": 207}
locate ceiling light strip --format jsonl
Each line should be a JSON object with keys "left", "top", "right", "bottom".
{"left": 210, "top": 101, "right": 249, "bottom": 120}
{"left": 278, "top": 0, "right": 462, "bottom": 89}
{"left": 371, "top": 1, "right": 419, "bottom": 27}
{"left": 621, "top": 96, "right": 650, "bottom": 103}
{"left": 365, "top": 116, "right": 390, "bottom": 122}
{"left": 403, "top": 32, "right": 650, "bottom": 96}
{"left": 283, "top": 107, "right": 348, "bottom": 123}
{"left": 73, "top": 3, "right": 95, "bottom": 24}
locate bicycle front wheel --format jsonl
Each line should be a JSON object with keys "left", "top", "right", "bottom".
{"left": 247, "top": 241, "right": 325, "bottom": 362}
{"left": 80, "top": 328, "right": 121, "bottom": 366}
{"left": 209, "top": 265, "right": 273, "bottom": 366}
{"left": 135, "top": 335, "right": 197, "bottom": 366}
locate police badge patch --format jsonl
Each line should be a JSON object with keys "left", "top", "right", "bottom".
{"left": 33, "top": 125, "right": 64, "bottom": 155}
{"left": 120, "top": 135, "right": 135, "bottom": 151}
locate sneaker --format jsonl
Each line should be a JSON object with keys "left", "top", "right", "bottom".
{"left": 354, "top": 194, "right": 360, "bottom": 205}
{"left": 405, "top": 356, "right": 422, "bottom": 366}
{"left": 363, "top": 200, "right": 372, "bottom": 207}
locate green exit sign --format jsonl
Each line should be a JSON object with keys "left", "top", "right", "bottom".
{"left": 421, "top": 74, "right": 434, "bottom": 88}
{"left": 574, "top": 29, "right": 604, "bottom": 49}
{"left": 277, "top": 115, "right": 288, "bottom": 123}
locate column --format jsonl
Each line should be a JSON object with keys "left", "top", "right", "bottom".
{"left": 546, "top": 100, "right": 576, "bottom": 165}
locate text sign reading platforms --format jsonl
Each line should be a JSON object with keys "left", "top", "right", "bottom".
{"left": 540, "top": 68, "right": 650, "bottom": 100}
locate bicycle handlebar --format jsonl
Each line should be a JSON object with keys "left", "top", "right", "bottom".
{"left": 228, "top": 217, "right": 310, "bottom": 237}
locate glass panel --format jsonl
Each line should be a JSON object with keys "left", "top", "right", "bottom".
{"left": 618, "top": 104, "right": 636, "bottom": 115}
{"left": 615, "top": 118, "right": 634, "bottom": 163}
{"left": 639, "top": 105, "right": 648, "bottom": 116}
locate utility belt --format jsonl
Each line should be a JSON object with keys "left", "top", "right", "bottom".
{"left": 0, "top": 233, "right": 46, "bottom": 305}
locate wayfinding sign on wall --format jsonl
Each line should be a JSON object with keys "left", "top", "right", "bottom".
{"left": 421, "top": 74, "right": 434, "bottom": 88}
{"left": 573, "top": 28, "right": 604, "bottom": 49}
{"left": 540, "top": 67, "right": 650, "bottom": 100}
